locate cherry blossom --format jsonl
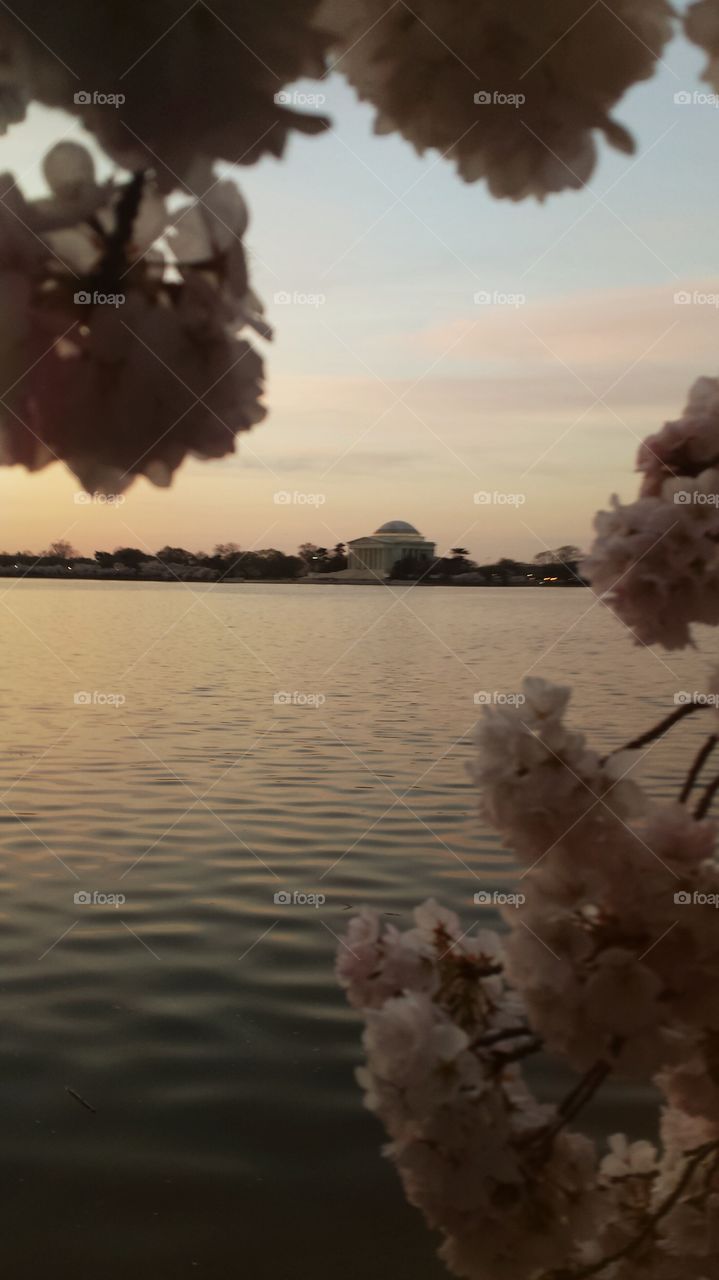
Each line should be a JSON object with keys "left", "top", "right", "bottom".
{"left": 0, "top": 2, "right": 329, "bottom": 187}
{"left": 0, "top": 141, "right": 268, "bottom": 493}
{"left": 340, "top": 683, "right": 719, "bottom": 1277}
{"left": 685, "top": 0, "right": 719, "bottom": 92}
{"left": 318, "top": 0, "right": 673, "bottom": 200}
{"left": 586, "top": 486, "right": 719, "bottom": 650}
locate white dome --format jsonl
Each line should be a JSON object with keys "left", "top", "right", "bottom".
{"left": 375, "top": 520, "right": 420, "bottom": 534}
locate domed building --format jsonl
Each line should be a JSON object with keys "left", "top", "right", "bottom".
{"left": 346, "top": 520, "right": 436, "bottom": 578}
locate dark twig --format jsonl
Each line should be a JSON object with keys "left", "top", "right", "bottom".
{"left": 473, "top": 1024, "right": 537, "bottom": 1050}
{"left": 490, "top": 1035, "right": 543, "bottom": 1067}
{"left": 525, "top": 1051, "right": 618, "bottom": 1161}
{"left": 550, "top": 1139, "right": 719, "bottom": 1279}
{"left": 550, "top": 1059, "right": 610, "bottom": 1132}
{"left": 66, "top": 1086, "right": 96, "bottom": 1114}
{"left": 680, "top": 734, "right": 719, "bottom": 804}
{"left": 91, "top": 171, "right": 146, "bottom": 292}
{"left": 603, "top": 700, "right": 712, "bottom": 762}
{"left": 695, "top": 767, "right": 719, "bottom": 820}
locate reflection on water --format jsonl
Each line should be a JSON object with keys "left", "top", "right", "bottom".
{"left": 0, "top": 582, "right": 711, "bottom": 1276}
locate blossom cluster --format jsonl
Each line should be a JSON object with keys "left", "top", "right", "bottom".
{"left": 0, "top": 141, "right": 269, "bottom": 494}
{"left": 0, "top": 1, "right": 329, "bottom": 185}
{"left": 0, "top": 1, "right": 709, "bottom": 487}
{"left": 0, "top": 1, "right": 705, "bottom": 206}
{"left": 338, "top": 901, "right": 602, "bottom": 1279}
{"left": 318, "top": 0, "right": 674, "bottom": 200}
{"left": 685, "top": 0, "right": 719, "bottom": 92}
{"left": 476, "top": 679, "right": 719, "bottom": 1083}
{"left": 586, "top": 378, "right": 719, "bottom": 649}
{"left": 339, "top": 679, "right": 719, "bottom": 1277}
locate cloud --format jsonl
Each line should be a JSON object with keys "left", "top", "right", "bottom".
{"left": 191, "top": 448, "right": 432, "bottom": 476}
{"left": 413, "top": 280, "right": 719, "bottom": 387}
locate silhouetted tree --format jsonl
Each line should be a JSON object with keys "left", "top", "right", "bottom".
{"left": 389, "top": 552, "right": 433, "bottom": 581}
{"left": 327, "top": 542, "right": 348, "bottom": 572}
{"left": 112, "top": 547, "right": 146, "bottom": 570}
{"left": 47, "top": 539, "right": 77, "bottom": 561}
{"left": 156, "top": 546, "right": 196, "bottom": 565}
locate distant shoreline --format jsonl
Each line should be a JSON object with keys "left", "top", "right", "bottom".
{"left": 0, "top": 569, "right": 588, "bottom": 587}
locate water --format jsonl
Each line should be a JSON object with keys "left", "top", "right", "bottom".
{"left": 0, "top": 581, "right": 712, "bottom": 1277}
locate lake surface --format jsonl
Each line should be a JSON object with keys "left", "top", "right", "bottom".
{"left": 0, "top": 581, "right": 713, "bottom": 1278}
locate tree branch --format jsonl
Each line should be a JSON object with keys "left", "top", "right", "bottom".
{"left": 472, "top": 1024, "right": 537, "bottom": 1049}
{"left": 604, "top": 700, "right": 712, "bottom": 761}
{"left": 695, "top": 767, "right": 719, "bottom": 819}
{"left": 551, "top": 1139, "right": 719, "bottom": 1279}
{"left": 680, "top": 734, "right": 719, "bottom": 804}
{"left": 490, "top": 1035, "right": 543, "bottom": 1067}
{"left": 523, "top": 1055, "right": 615, "bottom": 1161}
{"left": 92, "top": 171, "right": 146, "bottom": 292}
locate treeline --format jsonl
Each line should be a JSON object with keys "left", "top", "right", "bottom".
{"left": 0, "top": 540, "right": 349, "bottom": 581}
{"left": 389, "top": 546, "right": 586, "bottom": 585}
{"left": 0, "top": 541, "right": 585, "bottom": 584}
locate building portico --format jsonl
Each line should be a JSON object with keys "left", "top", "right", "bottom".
{"left": 346, "top": 520, "right": 436, "bottom": 578}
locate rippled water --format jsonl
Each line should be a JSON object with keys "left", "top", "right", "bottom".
{"left": 0, "top": 581, "right": 712, "bottom": 1277}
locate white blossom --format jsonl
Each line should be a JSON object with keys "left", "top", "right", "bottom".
{"left": 474, "top": 675, "right": 643, "bottom": 861}
{"left": 318, "top": 0, "right": 673, "bottom": 200}
{"left": 0, "top": 143, "right": 268, "bottom": 493}
{"left": 585, "top": 486, "right": 719, "bottom": 650}
{"left": 638, "top": 377, "right": 719, "bottom": 497}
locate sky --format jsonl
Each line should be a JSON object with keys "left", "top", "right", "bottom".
{"left": 0, "top": 15, "right": 718, "bottom": 563}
